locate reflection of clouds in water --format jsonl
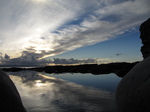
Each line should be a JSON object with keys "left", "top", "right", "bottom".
{"left": 9, "top": 71, "right": 116, "bottom": 112}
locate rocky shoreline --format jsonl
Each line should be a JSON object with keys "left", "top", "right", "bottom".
{"left": 1, "top": 61, "right": 139, "bottom": 77}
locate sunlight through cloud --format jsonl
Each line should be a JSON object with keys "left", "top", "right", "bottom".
{"left": 0, "top": 0, "right": 149, "bottom": 60}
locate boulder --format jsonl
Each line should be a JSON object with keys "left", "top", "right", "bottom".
{"left": 116, "top": 57, "right": 150, "bottom": 112}
{"left": 0, "top": 69, "right": 27, "bottom": 112}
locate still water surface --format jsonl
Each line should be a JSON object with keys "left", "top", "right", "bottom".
{"left": 8, "top": 71, "right": 121, "bottom": 112}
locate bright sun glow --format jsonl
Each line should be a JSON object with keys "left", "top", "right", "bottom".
{"left": 35, "top": 28, "right": 44, "bottom": 33}
{"left": 33, "top": 44, "right": 53, "bottom": 53}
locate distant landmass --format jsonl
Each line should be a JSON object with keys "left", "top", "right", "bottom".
{"left": 1, "top": 61, "right": 139, "bottom": 77}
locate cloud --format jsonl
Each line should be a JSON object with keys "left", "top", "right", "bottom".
{"left": 116, "top": 53, "right": 122, "bottom": 56}
{"left": 0, "top": 0, "right": 149, "bottom": 59}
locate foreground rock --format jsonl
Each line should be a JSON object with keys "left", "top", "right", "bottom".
{"left": 116, "top": 56, "right": 150, "bottom": 112}
{"left": 0, "top": 70, "right": 27, "bottom": 112}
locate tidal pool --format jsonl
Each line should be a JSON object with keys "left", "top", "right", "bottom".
{"left": 8, "top": 71, "right": 121, "bottom": 112}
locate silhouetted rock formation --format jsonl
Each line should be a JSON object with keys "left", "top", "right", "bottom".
{"left": 140, "top": 18, "right": 150, "bottom": 59}
{"left": 116, "top": 18, "right": 150, "bottom": 112}
{"left": 0, "top": 70, "right": 27, "bottom": 112}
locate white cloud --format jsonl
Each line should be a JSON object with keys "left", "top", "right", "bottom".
{"left": 0, "top": 0, "right": 149, "bottom": 59}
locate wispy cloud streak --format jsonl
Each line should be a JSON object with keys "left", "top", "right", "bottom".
{"left": 0, "top": 0, "right": 149, "bottom": 59}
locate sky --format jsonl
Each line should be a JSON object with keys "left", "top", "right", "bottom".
{"left": 0, "top": 0, "right": 150, "bottom": 64}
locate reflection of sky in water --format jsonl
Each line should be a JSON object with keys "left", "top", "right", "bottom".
{"left": 44, "top": 73, "right": 121, "bottom": 92}
{"left": 8, "top": 71, "right": 121, "bottom": 112}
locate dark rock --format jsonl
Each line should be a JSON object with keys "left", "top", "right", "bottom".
{"left": 0, "top": 69, "right": 27, "bottom": 112}
{"left": 116, "top": 18, "right": 150, "bottom": 112}
{"left": 116, "top": 56, "right": 150, "bottom": 112}
{"left": 140, "top": 18, "right": 150, "bottom": 59}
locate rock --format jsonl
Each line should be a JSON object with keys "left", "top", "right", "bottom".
{"left": 116, "top": 18, "right": 150, "bottom": 112}
{"left": 116, "top": 56, "right": 150, "bottom": 112}
{"left": 0, "top": 69, "right": 27, "bottom": 112}
{"left": 140, "top": 18, "right": 150, "bottom": 59}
